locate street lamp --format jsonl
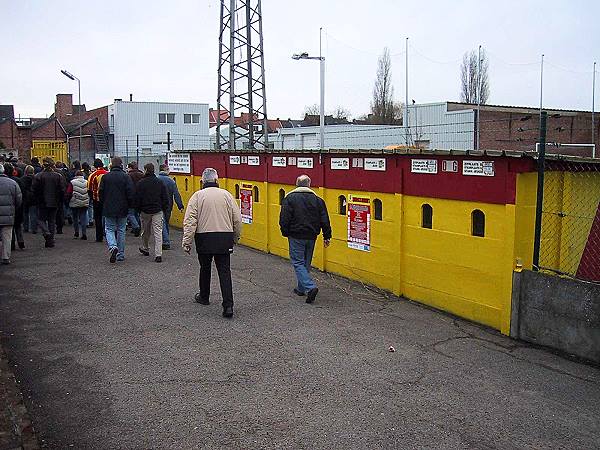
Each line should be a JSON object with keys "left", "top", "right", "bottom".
{"left": 292, "top": 50, "right": 325, "bottom": 150}
{"left": 61, "top": 69, "right": 81, "bottom": 162}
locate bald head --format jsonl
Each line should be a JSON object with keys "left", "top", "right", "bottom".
{"left": 296, "top": 175, "right": 311, "bottom": 187}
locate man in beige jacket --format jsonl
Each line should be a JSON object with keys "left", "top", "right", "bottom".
{"left": 182, "top": 168, "right": 242, "bottom": 318}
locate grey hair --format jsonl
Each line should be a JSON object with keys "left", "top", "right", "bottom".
{"left": 202, "top": 167, "right": 218, "bottom": 184}
{"left": 0, "top": 164, "right": 4, "bottom": 174}
{"left": 296, "top": 174, "right": 311, "bottom": 187}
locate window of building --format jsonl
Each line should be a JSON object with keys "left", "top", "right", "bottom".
{"left": 472, "top": 209, "right": 485, "bottom": 237}
{"left": 338, "top": 195, "right": 347, "bottom": 215}
{"left": 184, "top": 113, "right": 200, "bottom": 124}
{"left": 373, "top": 199, "right": 383, "bottom": 221}
{"left": 235, "top": 184, "right": 240, "bottom": 199}
{"left": 279, "top": 188, "right": 285, "bottom": 205}
{"left": 421, "top": 204, "right": 433, "bottom": 229}
{"left": 253, "top": 186, "right": 259, "bottom": 203}
{"left": 158, "top": 113, "right": 175, "bottom": 124}
{"left": 110, "top": 114, "right": 114, "bottom": 127}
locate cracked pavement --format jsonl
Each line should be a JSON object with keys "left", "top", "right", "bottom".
{"left": 0, "top": 229, "right": 599, "bottom": 449}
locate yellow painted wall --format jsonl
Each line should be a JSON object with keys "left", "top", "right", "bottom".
{"left": 30, "top": 140, "right": 68, "bottom": 164}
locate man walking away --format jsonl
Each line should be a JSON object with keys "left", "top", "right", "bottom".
{"left": 279, "top": 175, "right": 332, "bottom": 304}
{"left": 32, "top": 157, "right": 65, "bottom": 248}
{"left": 5, "top": 163, "right": 25, "bottom": 250}
{"left": 182, "top": 168, "right": 241, "bottom": 318}
{"left": 127, "top": 161, "right": 144, "bottom": 237}
{"left": 21, "top": 165, "right": 36, "bottom": 233}
{"left": 158, "top": 164, "right": 184, "bottom": 250}
{"left": 87, "top": 159, "right": 108, "bottom": 242}
{"left": 135, "top": 163, "right": 168, "bottom": 263}
{"left": 0, "top": 164, "right": 22, "bottom": 264}
{"left": 67, "top": 170, "right": 89, "bottom": 240}
{"left": 99, "top": 157, "right": 134, "bottom": 263}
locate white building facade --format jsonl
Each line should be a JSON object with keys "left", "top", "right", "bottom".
{"left": 108, "top": 101, "right": 209, "bottom": 158}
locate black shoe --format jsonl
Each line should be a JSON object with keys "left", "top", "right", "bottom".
{"left": 109, "top": 247, "right": 118, "bottom": 263}
{"left": 293, "top": 288, "right": 306, "bottom": 296}
{"left": 74, "top": 232, "right": 79, "bottom": 238}
{"left": 81, "top": 235, "right": 87, "bottom": 241}
{"left": 155, "top": 256, "right": 162, "bottom": 263}
{"left": 67, "top": 217, "right": 73, "bottom": 225}
{"left": 57, "top": 229, "right": 63, "bottom": 235}
{"left": 43, "top": 234, "right": 52, "bottom": 248}
{"left": 133, "top": 228, "right": 141, "bottom": 237}
{"left": 1, "top": 259, "right": 9, "bottom": 265}
{"left": 194, "top": 293, "right": 210, "bottom": 305}
{"left": 222, "top": 306, "right": 234, "bottom": 318}
{"left": 96, "top": 238, "right": 103, "bottom": 243}
{"left": 162, "top": 243, "right": 170, "bottom": 250}
{"left": 18, "top": 242, "right": 25, "bottom": 250}
{"left": 306, "top": 287, "right": 319, "bottom": 304}
{"left": 139, "top": 247, "right": 149, "bottom": 256}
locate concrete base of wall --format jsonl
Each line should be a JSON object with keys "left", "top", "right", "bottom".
{"left": 511, "top": 270, "right": 600, "bottom": 363}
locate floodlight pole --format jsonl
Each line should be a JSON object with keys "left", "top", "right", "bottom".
{"left": 61, "top": 69, "right": 82, "bottom": 162}
{"left": 593, "top": 61, "right": 596, "bottom": 156}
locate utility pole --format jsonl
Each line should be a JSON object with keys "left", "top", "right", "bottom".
{"left": 477, "top": 45, "right": 481, "bottom": 152}
{"left": 593, "top": 61, "right": 597, "bottom": 154}
{"left": 405, "top": 37, "right": 409, "bottom": 146}
{"left": 539, "top": 54, "right": 544, "bottom": 116}
{"left": 167, "top": 131, "right": 171, "bottom": 153}
{"left": 319, "top": 27, "right": 325, "bottom": 150}
{"left": 533, "top": 111, "right": 547, "bottom": 271}
{"left": 136, "top": 134, "right": 139, "bottom": 165}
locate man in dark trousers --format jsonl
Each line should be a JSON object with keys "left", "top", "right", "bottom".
{"left": 31, "top": 157, "right": 66, "bottom": 248}
{"left": 134, "top": 163, "right": 169, "bottom": 263}
{"left": 182, "top": 168, "right": 242, "bottom": 318}
{"left": 127, "top": 161, "right": 144, "bottom": 236}
{"left": 99, "top": 157, "right": 134, "bottom": 263}
{"left": 279, "top": 174, "right": 332, "bottom": 304}
{"left": 87, "top": 159, "right": 108, "bottom": 242}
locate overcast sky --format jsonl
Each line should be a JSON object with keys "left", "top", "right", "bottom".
{"left": 2, "top": 0, "right": 599, "bottom": 119}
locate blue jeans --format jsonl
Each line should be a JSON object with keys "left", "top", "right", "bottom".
{"left": 162, "top": 208, "right": 172, "bottom": 245}
{"left": 71, "top": 207, "right": 88, "bottom": 236}
{"left": 288, "top": 238, "right": 317, "bottom": 293}
{"left": 127, "top": 208, "right": 140, "bottom": 230}
{"left": 104, "top": 216, "right": 127, "bottom": 259}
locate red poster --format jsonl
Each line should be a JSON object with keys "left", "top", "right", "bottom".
{"left": 347, "top": 195, "right": 371, "bottom": 251}
{"left": 240, "top": 184, "right": 253, "bottom": 224}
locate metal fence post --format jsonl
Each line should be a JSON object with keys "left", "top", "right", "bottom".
{"left": 532, "top": 111, "right": 547, "bottom": 271}
{"left": 136, "top": 134, "right": 139, "bottom": 166}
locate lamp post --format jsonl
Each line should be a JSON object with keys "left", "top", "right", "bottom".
{"left": 292, "top": 50, "right": 325, "bottom": 150}
{"left": 61, "top": 69, "right": 81, "bottom": 162}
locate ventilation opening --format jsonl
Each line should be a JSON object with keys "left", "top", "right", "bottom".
{"left": 253, "top": 185, "right": 259, "bottom": 203}
{"left": 235, "top": 184, "right": 240, "bottom": 199}
{"left": 421, "top": 204, "right": 433, "bottom": 229}
{"left": 472, "top": 209, "right": 485, "bottom": 237}
{"left": 373, "top": 199, "right": 383, "bottom": 221}
{"left": 279, "top": 188, "right": 285, "bottom": 205}
{"left": 338, "top": 195, "right": 347, "bottom": 215}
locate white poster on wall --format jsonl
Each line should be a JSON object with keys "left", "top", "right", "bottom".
{"left": 331, "top": 158, "right": 350, "bottom": 170}
{"left": 297, "top": 157, "right": 314, "bottom": 169}
{"left": 229, "top": 155, "right": 241, "bottom": 165}
{"left": 411, "top": 159, "right": 438, "bottom": 174}
{"left": 463, "top": 160, "right": 495, "bottom": 176}
{"left": 272, "top": 156, "right": 287, "bottom": 167}
{"left": 364, "top": 158, "right": 386, "bottom": 171}
{"left": 248, "top": 156, "right": 260, "bottom": 166}
{"left": 167, "top": 153, "right": 191, "bottom": 174}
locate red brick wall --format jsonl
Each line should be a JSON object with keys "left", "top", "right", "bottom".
{"left": 55, "top": 94, "right": 73, "bottom": 122}
{"left": 0, "top": 120, "right": 18, "bottom": 150}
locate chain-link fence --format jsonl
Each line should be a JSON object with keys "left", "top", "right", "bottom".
{"left": 537, "top": 159, "right": 600, "bottom": 282}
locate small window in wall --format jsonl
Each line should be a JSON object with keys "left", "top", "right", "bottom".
{"left": 373, "top": 199, "right": 383, "bottom": 221}
{"left": 158, "top": 113, "right": 175, "bottom": 124}
{"left": 472, "top": 209, "right": 485, "bottom": 237}
{"left": 421, "top": 204, "right": 433, "bottom": 229}
{"left": 184, "top": 113, "right": 200, "bottom": 124}
{"left": 253, "top": 186, "right": 259, "bottom": 203}
{"left": 338, "top": 195, "right": 347, "bottom": 215}
{"left": 235, "top": 184, "right": 240, "bottom": 199}
{"left": 279, "top": 188, "right": 285, "bottom": 205}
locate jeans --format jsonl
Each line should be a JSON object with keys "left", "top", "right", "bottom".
{"left": 162, "top": 208, "right": 172, "bottom": 245}
{"left": 71, "top": 207, "right": 88, "bottom": 236}
{"left": 28, "top": 206, "right": 38, "bottom": 233}
{"left": 87, "top": 200, "right": 94, "bottom": 226}
{"left": 288, "top": 238, "right": 317, "bottom": 293}
{"left": 127, "top": 208, "right": 140, "bottom": 230}
{"left": 104, "top": 216, "right": 127, "bottom": 259}
{"left": 37, "top": 206, "right": 57, "bottom": 240}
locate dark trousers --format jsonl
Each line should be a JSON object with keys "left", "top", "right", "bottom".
{"left": 38, "top": 206, "right": 57, "bottom": 239}
{"left": 197, "top": 253, "right": 233, "bottom": 308}
{"left": 56, "top": 204, "right": 64, "bottom": 232}
{"left": 93, "top": 200, "right": 104, "bottom": 241}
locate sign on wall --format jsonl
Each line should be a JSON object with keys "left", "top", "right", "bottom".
{"left": 248, "top": 156, "right": 260, "bottom": 166}
{"left": 167, "top": 153, "right": 191, "bottom": 173}
{"left": 331, "top": 158, "right": 350, "bottom": 170}
{"left": 347, "top": 195, "right": 371, "bottom": 252}
{"left": 463, "top": 160, "right": 495, "bottom": 177}
{"left": 240, "top": 183, "right": 253, "bottom": 224}
{"left": 442, "top": 160, "right": 458, "bottom": 173}
{"left": 288, "top": 157, "right": 297, "bottom": 166}
{"left": 411, "top": 159, "right": 438, "bottom": 174}
{"left": 297, "top": 157, "right": 314, "bottom": 169}
{"left": 272, "top": 156, "right": 287, "bottom": 167}
{"left": 352, "top": 158, "right": 364, "bottom": 168}
{"left": 364, "top": 158, "right": 386, "bottom": 171}
{"left": 229, "top": 155, "right": 241, "bottom": 165}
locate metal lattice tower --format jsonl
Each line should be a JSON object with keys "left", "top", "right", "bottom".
{"left": 217, "top": 0, "right": 268, "bottom": 150}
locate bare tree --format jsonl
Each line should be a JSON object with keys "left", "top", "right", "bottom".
{"left": 303, "top": 104, "right": 320, "bottom": 116}
{"left": 370, "top": 47, "right": 403, "bottom": 124}
{"left": 330, "top": 106, "right": 352, "bottom": 120}
{"left": 460, "top": 48, "right": 490, "bottom": 104}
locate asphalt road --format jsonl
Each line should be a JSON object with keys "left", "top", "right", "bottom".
{"left": 0, "top": 229, "right": 599, "bottom": 449}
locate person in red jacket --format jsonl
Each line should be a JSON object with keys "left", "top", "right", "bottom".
{"left": 87, "top": 159, "right": 108, "bottom": 242}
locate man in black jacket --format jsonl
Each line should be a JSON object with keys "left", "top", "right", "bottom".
{"left": 31, "top": 157, "right": 66, "bottom": 248}
{"left": 134, "top": 163, "right": 169, "bottom": 263}
{"left": 99, "top": 157, "right": 134, "bottom": 263}
{"left": 279, "top": 174, "right": 332, "bottom": 304}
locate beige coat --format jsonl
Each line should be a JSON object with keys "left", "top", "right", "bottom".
{"left": 182, "top": 186, "right": 242, "bottom": 248}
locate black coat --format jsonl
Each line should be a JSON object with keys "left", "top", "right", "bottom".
{"left": 99, "top": 167, "right": 134, "bottom": 218}
{"left": 279, "top": 188, "right": 332, "bottom": 241}
{"left": 31, "top": 169, "right": 66, "bottom": 209}
{"left": 20, "top": 174, "right": 35, "bottom": 207}
{"left": 134, "top": 174, "right": 169, "bottom": 215}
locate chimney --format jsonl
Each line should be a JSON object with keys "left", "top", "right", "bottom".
{"left": 55, "top": 94, "right": 73, "bottom": 121}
